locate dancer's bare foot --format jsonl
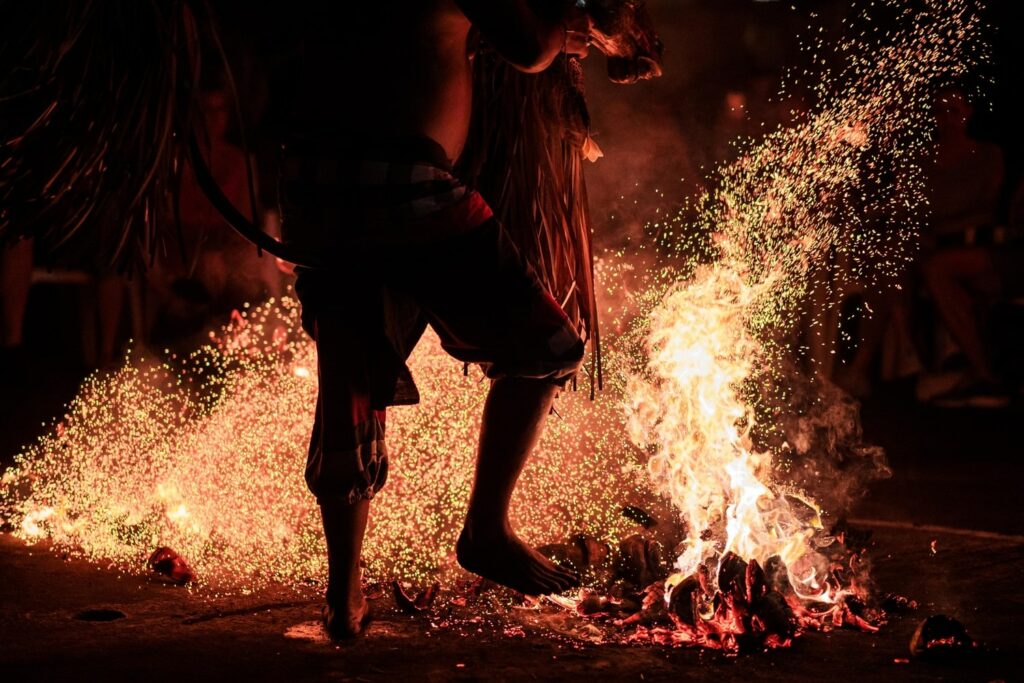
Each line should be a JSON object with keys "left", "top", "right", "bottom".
{"left": 456, "top": 525, "right": 579, "bottom": 596}
{"left": 323, "top": 589, "right": 370, "bottom": 640}
{"left": 319, "top": 499, "right": 371, "bottom": 639}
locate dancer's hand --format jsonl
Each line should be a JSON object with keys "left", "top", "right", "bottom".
{"left": 563, "top": 7, "right": 593, "bottom": 58}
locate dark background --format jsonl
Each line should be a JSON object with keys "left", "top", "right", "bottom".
{"left": 583, "top": 0, "right": 1022, "bottom": 241}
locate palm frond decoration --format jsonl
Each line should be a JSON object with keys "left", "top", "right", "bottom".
{"left": 0, "top": 0, "right": 201, "bottom": 272}
{"left": 459, "top": 51, "right": 602, "bottom": 395}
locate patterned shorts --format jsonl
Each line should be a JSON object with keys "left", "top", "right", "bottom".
{"left": 282, "top": 136, "right": 584, "bottom": 504}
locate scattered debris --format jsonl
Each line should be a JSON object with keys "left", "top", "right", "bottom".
{"left": 881, "top": 593, "right": 919, "bottom": 614}
{"left": 910, "top": 615, "right": 979, "bottom": 661}
{"left": 621, "top": 506, "right": 658, "bottom": 529}
{"left": 394, "top": 580, "right": 441, "bottom": 614}
{"left": 147, "top": 546, "right": 195, "bottom": 584}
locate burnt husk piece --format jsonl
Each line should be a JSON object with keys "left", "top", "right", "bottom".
{"left": 910, "top": 615, "right": 979, "bottom": 661}
{"left": 147, "top": 547, "right": 194, "bottom": 585}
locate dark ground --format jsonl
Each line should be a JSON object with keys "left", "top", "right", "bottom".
{"left": 0, "top": 523, "right": 1021, "bottom": 683}
{"left": 1, "top": 335, "right": 1023, "bottom": 681}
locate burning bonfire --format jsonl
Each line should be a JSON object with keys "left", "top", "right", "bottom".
{"left": 600, "top": 0, "right": 983, "bottom": 651}
{"left": 0, "top": 0, "right": 985, "bottom": 655}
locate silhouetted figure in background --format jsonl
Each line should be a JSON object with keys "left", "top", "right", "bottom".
{"left": 836, "top": 88, "right": 1009, "bottom": 404}
{"left": 149, "top": 86, "right": 285, "bottom": 341}
{"left": 920, "top": 88, "right": 1007, "bottom": 406}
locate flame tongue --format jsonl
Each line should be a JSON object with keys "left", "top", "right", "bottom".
{"left": 627, "top": 264, "right": 823, "bottom": 595}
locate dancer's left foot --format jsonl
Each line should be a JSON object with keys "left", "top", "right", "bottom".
{"left": 323, "top": 592, "right": 370, "bottom": 640}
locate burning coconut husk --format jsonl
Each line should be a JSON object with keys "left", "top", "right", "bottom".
{"left": 378, "top": 512, "right": 919, "bottom": 655}
{"left": 148, "top": 546, "right": 195, "bottom": 585}
{"left": 532, "top": 520, "right": 895, "bottom": 654}
{"left": 910, "top": 615, "right": 981, "bottom": 662}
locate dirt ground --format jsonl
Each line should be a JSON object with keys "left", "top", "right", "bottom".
{"left": 1, "top": 520, "right": 1021, "bottom": 682}
{"left": 2, "top": 341, "right": 1023, "bottom": 681}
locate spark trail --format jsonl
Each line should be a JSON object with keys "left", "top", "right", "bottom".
{"left": 626, "top": 0, "right": 986, "bottom": 598}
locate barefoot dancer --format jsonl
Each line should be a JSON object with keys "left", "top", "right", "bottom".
{"left": 280, "top": 1, "right": 594, "bottom": 637}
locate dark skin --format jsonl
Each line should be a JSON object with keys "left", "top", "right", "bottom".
{"left": 292, "top": 1, "right": 590, "bottom": 160}
{"left": 311, "top": 0, "right": 591, "bottom": 638}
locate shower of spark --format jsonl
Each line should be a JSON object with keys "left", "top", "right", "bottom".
{"left": 0, "top": 295, "right": 654, "bottom": 593}
{"left": 626, "top": 0, "right": 986, "bottom": 613}
{"left": 0, "top": 0, "right": 985, "bottom": 650}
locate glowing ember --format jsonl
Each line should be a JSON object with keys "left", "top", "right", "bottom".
{"left": 0, "top": 297, "right": 651, "bottom": 593}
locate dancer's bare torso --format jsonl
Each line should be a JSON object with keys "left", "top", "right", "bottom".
{"left": 290, "top": 1, "right": 578, "bottom": 161}
{"left": 292, "top": 2, "right": 475, "bottom": 161}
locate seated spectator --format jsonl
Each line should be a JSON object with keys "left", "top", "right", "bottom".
{"left": 835, "top": 86, "right": 1011, "bottom": 404}
{"left": 919, "top": 87, "right": 1010, "bottom": 407}
{"left": 148, "top": 85, "right": 286, "bottom": 341}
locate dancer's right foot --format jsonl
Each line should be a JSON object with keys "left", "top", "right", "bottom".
{"left": 456, "top": 526, "right": 579, "bottom": 597}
